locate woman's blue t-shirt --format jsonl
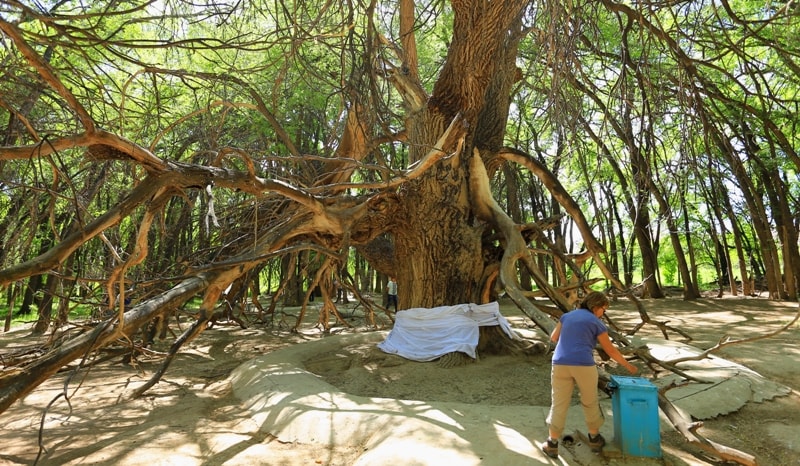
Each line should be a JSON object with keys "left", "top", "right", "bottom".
{"left": 552, "top": 309, "right": 608, "bottom": 366}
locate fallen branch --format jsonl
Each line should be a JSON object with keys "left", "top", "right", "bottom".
{"left": 665, "top": 305, "right": 800, "bottom": 366}
{"left": 129, "top": 316, "right": 210, "bottom": 399}
{"left": 658, "top": 383, "right": 758, "bottom": 466}
{"left": 0, "top": 275, "right": 211, "bottom": 415}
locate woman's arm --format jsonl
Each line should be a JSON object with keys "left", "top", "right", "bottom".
{"left": 597, "top": 333, "right": 637, "bottom": 374}
{"left": 550, "top": 322, "right": 562, "bottom": 343}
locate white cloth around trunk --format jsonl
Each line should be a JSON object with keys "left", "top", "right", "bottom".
{"left": 377, "top": 302, "right": 518, "bottom": 362}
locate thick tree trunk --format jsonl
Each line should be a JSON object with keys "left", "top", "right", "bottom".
{"left": 392, "top": 0, "right": 528, "bottom": 309}
{"left": 397, "top": 167, "right": 485, "bottom": 307}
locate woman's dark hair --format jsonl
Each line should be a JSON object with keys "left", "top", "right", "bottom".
{"left": 579, "top": 291, "right": 609, "bottom": 311}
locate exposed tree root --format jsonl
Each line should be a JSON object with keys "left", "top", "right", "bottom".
{"left": 476, "top": 325, "right": 547, "bottom": 356}
{"left": 437, "top": 351, "right": 473, "bottom": 368}
{"left": 437, "top": 325, "right": 548, "bottom": 368}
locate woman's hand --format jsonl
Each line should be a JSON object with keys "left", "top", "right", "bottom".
{"left": 597, "top": 333, "right": 638, "bottom": 375}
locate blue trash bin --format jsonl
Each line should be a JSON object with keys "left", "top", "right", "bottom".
{"left": 608, "top": 375, "right": 662, "bottom": 458}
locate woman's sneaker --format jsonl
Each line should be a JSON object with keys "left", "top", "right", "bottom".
{"left": 541, "top": 438, "right": 558, "bottom": 458}
{"left": 588, "top": 433, "right": 606, "bottom": 452}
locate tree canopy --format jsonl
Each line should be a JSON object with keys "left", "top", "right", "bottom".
{"left": 1, "top": 0, "right": 799, "bottom": 413}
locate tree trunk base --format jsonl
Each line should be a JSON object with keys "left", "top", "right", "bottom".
{"left": 437, "top": 351, "right": 474, "bottom": 368}
{"left": 437, "top": 325, "right": 547, "bottom": 368}
{"left": 476, "top": 325, "right": 546, "bottom": 356}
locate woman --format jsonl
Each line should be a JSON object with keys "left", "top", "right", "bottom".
{"left": 542, "top": 291, "right": 637, "bottom": 459}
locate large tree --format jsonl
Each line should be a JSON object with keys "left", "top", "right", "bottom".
{"left": 1, "top": 0, "right": 798, "bottom": 416}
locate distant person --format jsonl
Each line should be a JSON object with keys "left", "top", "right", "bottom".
{"left": 386, "top": 277, "right": 398, "bottom": 312}
{"left": 541, "top": 291, "right": 637, "bottom": 459}
{"left": 333, "top": 278, "right": 342, "bottom": 303}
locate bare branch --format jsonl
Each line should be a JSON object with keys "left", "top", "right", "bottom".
{"left": 0, "top": 17, "right": 94, "bottom": 132}
{"left": 665, "top": 305, "right": 800, "bottom": 366}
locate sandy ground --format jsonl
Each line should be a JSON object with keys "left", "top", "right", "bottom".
{"left": 0, "top": 295, "right": 798, "bottom": 466}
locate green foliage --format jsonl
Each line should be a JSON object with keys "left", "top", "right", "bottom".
{"left": 0, "top": 301, "right": 95, "bottom": 330}
{"left": 1, "top": 0, "right": 798, "bottom": 306}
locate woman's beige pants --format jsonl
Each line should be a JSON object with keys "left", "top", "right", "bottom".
{"left": 545, "top": 364, "right": 604, "bottom": 437}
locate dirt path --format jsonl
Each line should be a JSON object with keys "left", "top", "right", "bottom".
{"left": 0, "top": 295, "right": 797, "bottom": 465}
